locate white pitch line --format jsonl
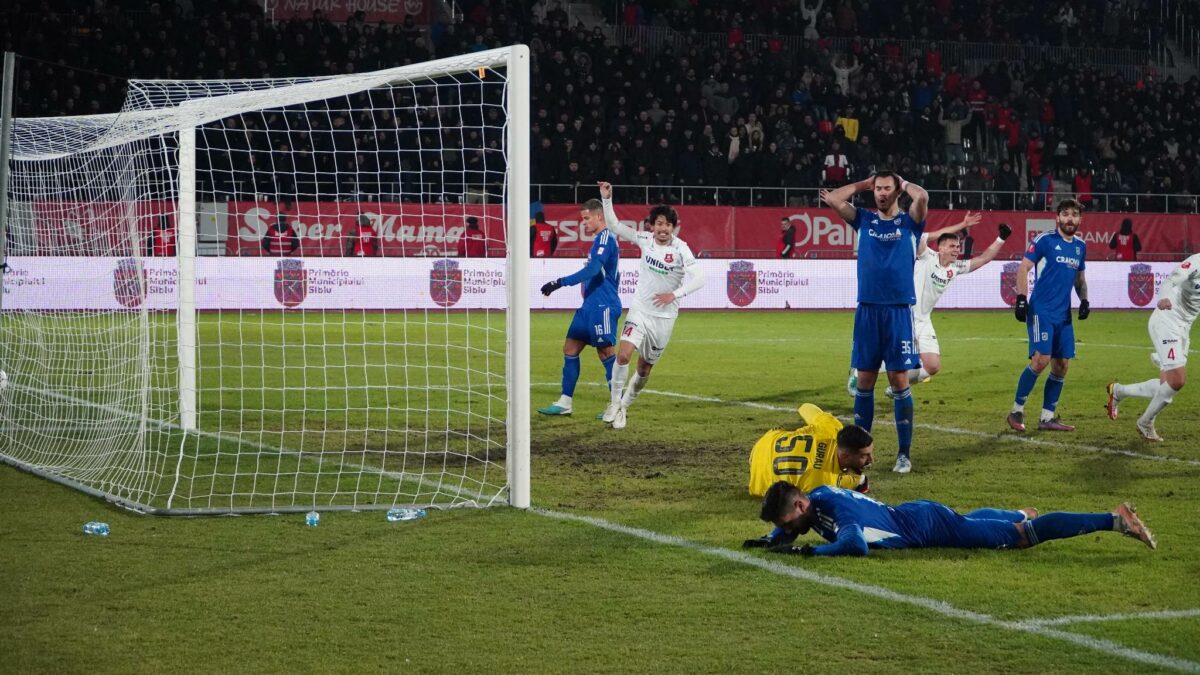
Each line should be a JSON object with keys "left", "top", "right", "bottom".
{"left": 534, "top": 382, "right": 1200, "bottom": 468}
{"left": 1018, "top": 609, "right": 1200, "bottom": 628}
{"left": 536, "top": 508, "right": 1200, "bottom": 674}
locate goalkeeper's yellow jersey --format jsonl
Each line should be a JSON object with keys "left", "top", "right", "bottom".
{"left": 748, "top": 403, "right": 865, "bottom": 497}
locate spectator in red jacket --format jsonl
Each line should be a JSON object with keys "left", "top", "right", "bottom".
{"left": 458, "top": 216, "right": 488, "bottom": 257}
{"left": 1109, "top": 218, "right": 1142, "bottom": 260}
{"left": 1073, "top": 168, "right": 1094, "bottom": 207}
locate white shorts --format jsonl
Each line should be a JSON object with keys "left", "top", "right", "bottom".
{"left": 913, "top": 314, "right": 940, "bottom": 355}
{"left": 619, "top": 308, "right": 676, "bottom": 365}
{"left": 1149, "top": 310, "right": 1189, "bottom": 370}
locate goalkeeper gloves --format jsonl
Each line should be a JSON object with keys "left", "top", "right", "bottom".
{"left": 769, "top": 543, "right": 817, "bottom": 557}
{"left": 742, "top": 535, "right": 774, "bottom": 549}
{"left": 540, "top": 279, "right": 563, "bottom": 296}
{"left": 1014, "top": 294, "right": 1028, "bottom": 322}
{"left": 998, "top": 223, "right": 1012, "bottom": 240}
{"left": 1078, "top": 299, "right": 1091, "bottom": 320}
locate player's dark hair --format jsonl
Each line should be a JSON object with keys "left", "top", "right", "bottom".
{"left": 937, "top": 232, "right": 961, "bottom": 246}
{"left": 872, "top": 170, "right": 900, "bottom": 190}
{"left": 1056, "top": 198, "right": 1082, "bottom": 214}
{"left": 759, "top": 481, "right": 800, "bottom": 523}
{"left": 836, "top": 425, "right": 874, "bottom": 453}
{"left": 581, "top": 198, "right": 603, "bottom": 213}
{"left": 648, "top": 204, "right": 679, "bottom": 227}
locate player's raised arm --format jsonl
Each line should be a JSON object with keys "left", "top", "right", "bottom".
{"left": 966, "top": 222, "right": 1013, "bottom": 273}
{"left": 597, "top": 181, "right": 639, "bottom": 242}
{"left": 920, "top": 211, "right": 981, "bottom": 256}
{"left": 820, "top": 177, "right": 871, "bottom": 224}
{"left": 899, "top": 175, "right": 930, "bottom": 224}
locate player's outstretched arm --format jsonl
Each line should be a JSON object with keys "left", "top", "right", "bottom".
{"left": 919, "top": 211, "right": 982, "bottom": 256}
{"left": 597, "top": 181, "right": 639, "bottom": 242}
{"left": 820, "top": 178, "right": 870, "bottom": 224}
{"left": 771, "top": 523, "right": 869, "bottom": 557}
{"left": 967, "top": 222, "right": 1012, "bottom": 273}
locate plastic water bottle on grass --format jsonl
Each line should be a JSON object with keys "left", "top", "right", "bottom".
{"left": 305, "top": 511, "right": 320, "bottom": 527}
{"left": 386, "top": 508, "right": 426, "bottom": 522}
{"left": 82, "top": 521, "right": 109, "bottom": 536}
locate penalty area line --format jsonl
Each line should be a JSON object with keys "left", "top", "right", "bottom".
{"left": 534, "top": 507, "right": 1200, "bottom": 673}
{"left": 1017, "top": 608, "right": 1200, "bottom": 628}
{"left": 532, "top": 382, "right": 1200, "bottom": 468}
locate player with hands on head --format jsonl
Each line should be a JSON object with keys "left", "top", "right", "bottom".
{"left": 598, "top": 180, "right": 706, "bottom": 430}
{"left": 1007, "top": 199, "right": 1089, "bottom": 433}
{"left": 823, "top": 171, "right": 927, "bottom": 474}
{"left": 537, "top": 194, "right": 622, "bottom": 417}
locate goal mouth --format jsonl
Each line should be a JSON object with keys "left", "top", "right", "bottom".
{"left": 0, "top": 47, "right": 531, "bottom": 514}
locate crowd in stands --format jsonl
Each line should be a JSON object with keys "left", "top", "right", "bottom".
{"left": 2, "top": 0, "right": 1198, "bottom": 212}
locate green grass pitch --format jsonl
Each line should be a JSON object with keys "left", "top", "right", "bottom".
{"left": 2, "top": 309, "right": 1198, "bottom": 673}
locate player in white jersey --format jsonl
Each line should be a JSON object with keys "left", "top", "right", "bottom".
{"left": 597, "top": 181, "right": 706, "bottom": 429}
{"left": 1106, "top": 253, "right": 1200, "bottom": 441}
{"left": 895, "top": 216, "right": 1012, "bottom": 392}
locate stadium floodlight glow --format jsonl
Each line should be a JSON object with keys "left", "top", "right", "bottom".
{"left": 0, "top": 46, "right": 531, "bottom": 514}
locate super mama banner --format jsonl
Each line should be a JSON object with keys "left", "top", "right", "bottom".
{"left": 0, "top": 258, "right": 1184, "bottom": 311}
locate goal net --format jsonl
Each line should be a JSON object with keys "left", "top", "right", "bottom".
{"left": 0, "top": 47, "right": 530, "bottom": 514}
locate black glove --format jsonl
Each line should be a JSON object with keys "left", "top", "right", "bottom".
{"left": 742, "top": 535, "right": 773, "bottom": 549}
{"left": 0, "top": 262, "right": 8, "bottom": 273}
{"left": 998, "top": 223, "right": 1012, "bottom": 240}
{"left": 769, "top": 543, "right": 817, "bottom": 557}
{"left": 1014, "top": 294, "right": 1028, "bottom": 322}
{"left": 1078, "top": 299, "right": 1090, "bottom": 320}
{"left": 540, "top": 279, "right": 563, "bottom": 296}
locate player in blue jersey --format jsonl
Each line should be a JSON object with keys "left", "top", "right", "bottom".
{"left": 1007, "top": 199, "right": 1090, "bottom": 432}
{"left": 537, "top": 198, "right": 621, "bottom": 416}
{"left": 745, "top": 481, "right": 1156, "bottom": 556}
{"left": 821, "top": 171, "right": 928, "bottom": 474}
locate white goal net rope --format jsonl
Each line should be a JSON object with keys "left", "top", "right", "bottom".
{"left": 0, "top": 47, "right": 529, "bottom": 514}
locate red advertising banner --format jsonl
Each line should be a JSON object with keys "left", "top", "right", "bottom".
{"left": 265, "top": 0, "right": 429, "bottom": 23}
{"left": 543, "top": 206, "right": 1196, "bottom": 260}
{"left": 21, "top": 199, "right": 1195, "bottom": 260}
{"left": 224, "top": 200, "right": 502, "bottom": 257}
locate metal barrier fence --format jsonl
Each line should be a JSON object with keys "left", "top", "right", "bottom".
{"left": 531, "top": 184, "right": 1200, "bottom": 214}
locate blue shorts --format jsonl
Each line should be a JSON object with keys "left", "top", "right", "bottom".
{"left": 1027, "top": 313, "right": 1075, "bottom": 359}
{"left": 566, "top": 302, "right": 619, "bottom": 347}
{"left": 852, "top": 304, "right": 918, "bottom": 372}
{"left": 895, "top": 501, "right": 1023, "bottom": 550}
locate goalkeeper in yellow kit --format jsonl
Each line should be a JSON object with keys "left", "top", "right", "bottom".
{"left": 749, "top": 404, "right": 874, "bottom": 497}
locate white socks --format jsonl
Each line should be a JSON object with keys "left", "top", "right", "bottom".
{"left": 622, "top": 372, "right": 648, "bottom": 407}
{"left": 1115, "top": 379, "right": 1161, "bottom": 400}
{"left": 1139, "top": 380, "right": 1178, "bottom": 425}
{"left": 906, "top": 367, "right": 932, "bottom": 384}
{"left": 610, "top": 362, "right": 629, "bottom": 407}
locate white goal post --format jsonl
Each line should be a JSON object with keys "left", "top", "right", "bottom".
{"left": 0, "top": 46, "right": 530, "bottom": 514}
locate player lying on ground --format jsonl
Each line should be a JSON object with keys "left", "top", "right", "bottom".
{"left": 744, "top": 481, "right": 1156, "bottom": 556}
{"left": 1107, "top": 252, "right": 1200, "bottom": 441}
{"left": 538, "top": 198, "right": 621, "bottom": 416}
{"left": 598, "top": 181, "right": 706, "bottom": 430}
{"left": 749, "top": 404, "right": 874, "bottom": 497}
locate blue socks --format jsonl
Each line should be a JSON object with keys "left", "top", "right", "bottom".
{"left": 601, "top": 355, "right": 616, "bottom": 391}
{"left": 1024, "top": 513, "right": 1114, "bottom": 545}
{"left": 1014, "top": 365, "right": 1040, "bottom": 407}
{"left": 893, "top": 386, "right": 913, "bottom": 458}
{"left": 1043, "top": 372, "right": 1065, "bottom": 414}
{"left": 854, "top": 387, "right": 874, "bottom": 431}
{"left": 561, "top": 354, "right": 581, "bottom": 397}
